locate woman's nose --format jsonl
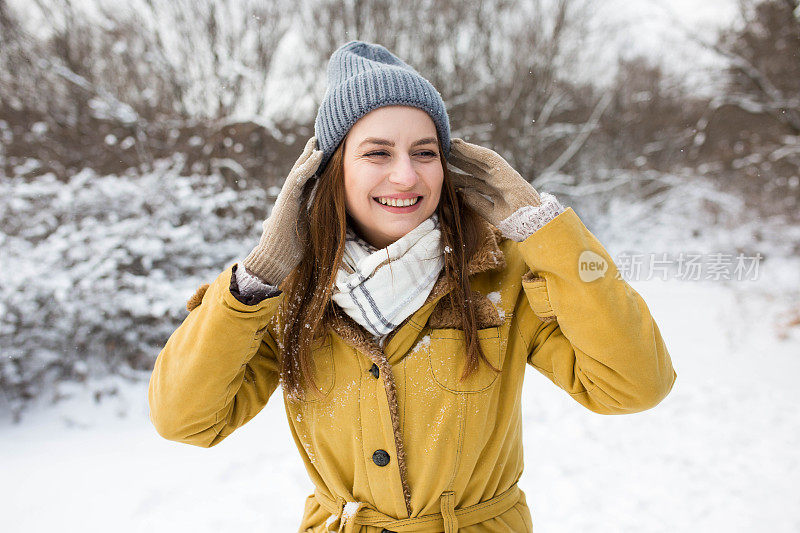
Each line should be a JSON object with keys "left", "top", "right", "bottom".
{"left": 387, "top": 155, "right": 419, "bottom": 187}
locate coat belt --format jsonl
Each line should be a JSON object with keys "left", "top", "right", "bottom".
{"left": 315, "top": 482, "right": 521, "bottom": 532}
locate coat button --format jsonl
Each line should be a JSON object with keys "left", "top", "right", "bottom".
{"left": 372, "top": 449, "right": 390, "bottom": 466}
{"left": 369, "top": 363, "right": 380, "bottom": 378}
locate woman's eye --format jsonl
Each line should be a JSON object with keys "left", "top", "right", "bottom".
{"left": 418, "top": 151, "right": 437, "bottom": 157}
{"left": 366, "top": 151, "right": 389, "bottom": 157}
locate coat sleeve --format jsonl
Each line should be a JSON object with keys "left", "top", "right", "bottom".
{"left": 148, "top": 262, "right": 283, "bottom": 447}
{"left": 513, "top": 207, "right": 677, "bottom": 414}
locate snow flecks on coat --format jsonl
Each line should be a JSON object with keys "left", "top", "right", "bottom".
{"left": 425, "top": 403, "right": 451, "bottom": 448}
{"left": 325, "top": 501, "right": 366, "bottom": 529}
{"left": 325, "top": 513, "right": 337, "bottom": 528}
{"left": 320, "top": 379, "right": 357, "bottom": 420}
{"left": 409, "top": 334, "right": 431, "bottom": 355}
{"left": 486, "top": 291, "right": 506, "bottom": 320}
{"left": 342, "top": 501, "right": 362, "bottom": 520}
{"left": 302, "top": 441, "right": 316, "bottom": 464}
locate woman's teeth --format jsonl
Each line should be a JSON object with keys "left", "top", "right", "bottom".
{"left": 376, "top": 196, "right": 420, "bottom": 207}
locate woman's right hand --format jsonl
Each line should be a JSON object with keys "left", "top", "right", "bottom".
{"left": 242, "top": 136, "right": 323, "bottom": 286}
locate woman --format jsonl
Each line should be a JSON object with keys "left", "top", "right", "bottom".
{"left": 148, "top": 40, "right": 677, "bottom": 532}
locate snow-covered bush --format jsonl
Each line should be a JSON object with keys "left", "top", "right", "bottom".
{"left": 0, "top": 154, "right": 275, "bottom": 420}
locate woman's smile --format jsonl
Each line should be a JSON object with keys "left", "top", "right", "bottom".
{"left": 372, "top": 194, "right": 424, "bottom": 213}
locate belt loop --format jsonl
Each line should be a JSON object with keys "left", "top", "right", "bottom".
{"left": 440, "top": 490, "right": 458, "bottom": 532}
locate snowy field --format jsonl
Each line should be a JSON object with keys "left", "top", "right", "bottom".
{"left": 2, "top": 268, "right": 799, "bottom": 532}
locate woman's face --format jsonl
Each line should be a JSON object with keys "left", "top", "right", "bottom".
{"left": 342, "top": 105, "right": 444, "bottom": 249}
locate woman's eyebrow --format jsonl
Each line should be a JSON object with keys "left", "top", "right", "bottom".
{"left": 358, "top": 137, "right": 438, "bottom": 148}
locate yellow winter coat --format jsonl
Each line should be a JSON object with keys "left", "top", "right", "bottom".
{"left": 148, "top": 207, "right": 676, "bottom": 532}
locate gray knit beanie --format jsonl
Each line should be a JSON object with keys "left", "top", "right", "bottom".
{"left": 313, "top": 40, "right": 451, "bottom": 176}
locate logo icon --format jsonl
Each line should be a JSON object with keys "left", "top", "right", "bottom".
{"left": 578, "top": 250, "right": 607, "bottom": 282}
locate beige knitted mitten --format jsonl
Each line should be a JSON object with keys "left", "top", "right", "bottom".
{"left": 446, "top": 137, "right": 542, "bottom": 225}
{"left": 242, "top": 136, "right": 323, "bottom": 285}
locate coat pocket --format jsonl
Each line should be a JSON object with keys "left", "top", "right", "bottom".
{"left": 300, "top": 337, "right": 336, "bottom": 403}
{"left": 521, "top": 272, "right": 557, "bottom": 322}
{"left": 427, "top": 327, "right": 503, "bottom": 393}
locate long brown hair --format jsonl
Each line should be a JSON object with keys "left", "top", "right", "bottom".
{"left": 278, "top": 133, "right": 501, "bottom": 401}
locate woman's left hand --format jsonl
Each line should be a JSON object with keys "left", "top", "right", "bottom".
{"left": 446, "top": 138, "right": 542, "bottom": 226}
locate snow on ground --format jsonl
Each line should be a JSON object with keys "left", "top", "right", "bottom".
{"left": 2, "top": 267, "right": 799, "bottom": 532}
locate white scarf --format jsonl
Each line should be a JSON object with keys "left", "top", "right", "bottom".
{"left": 331, "top": 214, "right": 444, "bottom": 342}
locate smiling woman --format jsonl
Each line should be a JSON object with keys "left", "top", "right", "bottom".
{"left": 148, "top": 39, "right": 677, "bottom": 533}
{"left": 342, "top": 106, "right": 444, "bottom": 249}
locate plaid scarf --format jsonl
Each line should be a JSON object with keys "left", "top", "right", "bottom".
{"left": 331, "top": 214, "right": 444, "bottom": 342}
